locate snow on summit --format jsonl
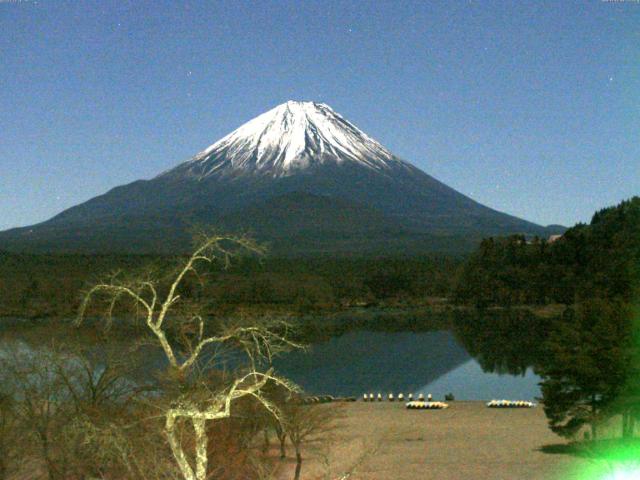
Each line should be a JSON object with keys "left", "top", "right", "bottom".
{"left": 164, "top": 101, "right": 405, "bottom": 179}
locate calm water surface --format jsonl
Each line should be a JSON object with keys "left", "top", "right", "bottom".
{"left": 273, "top": 330, "right": 541, "bottom": 400}
{"left": 1, "top": 317, "right": 543, "bottom": 401}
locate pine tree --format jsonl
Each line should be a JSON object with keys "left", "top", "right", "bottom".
{"left": 538, "top": 299, "right": 634, "bottom": 439}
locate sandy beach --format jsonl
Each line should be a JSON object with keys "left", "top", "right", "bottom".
{"left": 273, "top": 401, "right": 593, "bottom": 480}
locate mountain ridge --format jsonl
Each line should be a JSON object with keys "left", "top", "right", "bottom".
{"left": 0, "top": 101, "right": 564, "bottom": 255}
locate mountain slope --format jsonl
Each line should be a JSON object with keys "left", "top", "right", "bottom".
{"left": 165, "top": 101, "right": 401, "bottom": 178}
{"left": 0, "top": 101, "right": 562, "bottom": 255}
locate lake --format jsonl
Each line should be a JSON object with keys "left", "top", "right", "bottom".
{"left": 272, "top": 329, "right": 542, "bottom": 401}
{"left": 0, "top": 312, "right": 546, "bottom": 402}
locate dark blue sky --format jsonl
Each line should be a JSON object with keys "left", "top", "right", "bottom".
{"left": 1, "top": 0, "right": 638, "bottom": 230}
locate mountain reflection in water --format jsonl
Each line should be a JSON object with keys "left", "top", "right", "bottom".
{"left": 1, "top": 310, "right": 550, "bottom": 400}
{"left": 272, "top": 329, "right": 541, "bottom": 399}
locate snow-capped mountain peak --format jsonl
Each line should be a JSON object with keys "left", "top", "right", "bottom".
{"left": 165, "top": 101, "right": 403, "bottom": 179}
{"left": 2, "top": 101, "right": 555, "bottom": 255}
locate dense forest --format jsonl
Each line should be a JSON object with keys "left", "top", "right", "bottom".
{"left": 454, "top": 196, "right": 640, "bottom": 307}
{"left": 0, "top": 253, "right": 461, "bottom": 319}
{"left": 452, "top": 197, "right": 640, "bottom": 441}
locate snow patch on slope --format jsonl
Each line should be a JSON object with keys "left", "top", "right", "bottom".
{"left": 163, "top": 101, "right": 406, "bottom": 179}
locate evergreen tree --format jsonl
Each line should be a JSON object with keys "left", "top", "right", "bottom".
{"left": 538, "top": 299, "right": 635, "bottom": 439}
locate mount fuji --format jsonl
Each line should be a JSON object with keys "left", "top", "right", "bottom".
{"left": 0, "top": 101, "right": 562, "bottom": 255}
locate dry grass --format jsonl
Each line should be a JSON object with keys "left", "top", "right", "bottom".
{"left": 272, "top": 401, "right": 595, "bottom": 480}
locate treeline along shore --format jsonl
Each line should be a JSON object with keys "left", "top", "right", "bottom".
{"left": 1, "top": 197, "right": 637, "bottom": 324}
{"left": 0, "top": 252, "right": 462, "bottom": 320}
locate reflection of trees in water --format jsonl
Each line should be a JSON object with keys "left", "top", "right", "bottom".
{"left": 451, "top": 309, "right": 553, "bottom": 376}
{"left": 5, "top": 310, "right": 553, "bottom": 396}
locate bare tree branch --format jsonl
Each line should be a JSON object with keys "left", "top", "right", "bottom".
{"left": 77, "top": 234, "right": 301, "bottom": 480}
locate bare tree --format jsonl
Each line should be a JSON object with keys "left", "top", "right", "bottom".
{"left": 0, "top": 346, "right": 77, "bottom": 480}
{"left": 70, "top": 410, "right": 185, "bottom": 480}
{"left": 55, "top": 344, "right": 162, "bottom": 479}
{"left": 0, "top": 391, "right": 19, "bottom": 479}
{"left": 0, "top": 341, "right": 155, "bottom": 480}
{"left": 275, "top": 420, "right": 288, "bottom": 460}
{"left": 284, "top": 401, "right": 338, "bottom": 480}
{"left": 78, "top": 234, "right": 304, "bottom": 480}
